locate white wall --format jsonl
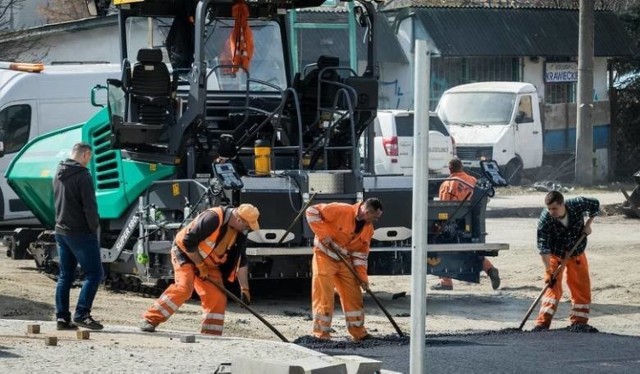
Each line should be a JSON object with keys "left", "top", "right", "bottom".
{"left": 594, "top": 57, "right": 609, "bottom": 101}
{"left": 19, "top": 24, "right": 121, "bottom": 64}
{"left": 379, "top": 62, "right": 413, "bottom": 110}
{"left": 522, "top": 56, "right": 545, "bottom": 102}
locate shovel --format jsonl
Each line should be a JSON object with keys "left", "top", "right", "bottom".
{"left": 205, "top": 276, "right": 289, "bottom": 342}
{"left": 325, "top": 242, "right": 405, "bottom": 337}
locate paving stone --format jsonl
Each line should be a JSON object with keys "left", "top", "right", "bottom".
{"left": 180, "top": 335, "right": 196, "bottom": 343}
{"left": 27, "top": 324, "right": 40, "bottom": 334}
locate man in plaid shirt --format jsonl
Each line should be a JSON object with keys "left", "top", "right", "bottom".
{"left": 532, "top": 191, "right": 599, "bottom": 332}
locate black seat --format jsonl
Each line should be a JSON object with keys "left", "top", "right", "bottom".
{"left": 110, "top": 49, "right": 172, "bottom": 150}
{"left": 299, "top": 55, "right": 341, "bottom": 110}
{"left": 130, "top": 48, "right": 171, "bottom": 126}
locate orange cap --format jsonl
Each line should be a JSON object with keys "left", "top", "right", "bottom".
{"left": 237, "top": 204, "right": 260, "bottom": 231}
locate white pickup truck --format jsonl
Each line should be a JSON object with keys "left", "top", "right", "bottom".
{"left": 436, "top": 82, "right": 543, "bottom": 184}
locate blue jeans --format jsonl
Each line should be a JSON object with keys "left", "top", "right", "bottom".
{"left": 55, "top": 233, "right": 104, "bottom": 321}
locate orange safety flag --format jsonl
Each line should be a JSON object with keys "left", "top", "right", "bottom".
{"left": 228, "top": 0, "right": 254, "bottom": 73}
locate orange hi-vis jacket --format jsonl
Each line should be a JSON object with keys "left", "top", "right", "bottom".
{"left": 438, "top": 171, "right": 478, "bottom": 201}
{"left": 306, "top": 202, "right": 373, "bottom": 283}
{"left": 174, "top": 207, "right": 240, "bottom": 281}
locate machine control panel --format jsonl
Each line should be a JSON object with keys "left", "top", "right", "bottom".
{"left": 213, "top": 162, "right": 244, "bottom": 190}
{"left": 480, "top": 160, "right": 508, "bottom": 187}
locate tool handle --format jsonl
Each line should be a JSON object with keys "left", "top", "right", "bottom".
{"left": 518, "top": 233, "right": 587, "bottom": 330}
{"left": 276, "top": 192, "right": 318, "bottom": 246}
{"left": 326, "top": 243, "right": 405, "bottom": 337}
{"left": 206, "top": 276, "right": 289, "bottom": 342}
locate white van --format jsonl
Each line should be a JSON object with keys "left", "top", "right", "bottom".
{"left": 373, "top": 110, "right": 455, "bottom": 175}
{"left": 436, "top": 82, "right": 543, "bottom": 184}
{"left": 0, "top": 62, "right": 121, "bottom": 221}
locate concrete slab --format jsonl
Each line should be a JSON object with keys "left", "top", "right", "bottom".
{"left": 231, "top": 356, "right": 347, "bottom": 374}
{"left": 334, "top": 355, "right": 382, "bottom": 374}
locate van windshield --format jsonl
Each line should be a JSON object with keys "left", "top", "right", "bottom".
{"left": 437, "top": 92, "right": 516, "bottom": 125}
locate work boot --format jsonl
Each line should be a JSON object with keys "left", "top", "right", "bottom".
{"left": 73, "top": 315, "right": 104, "bottom": 330}
{"left": 530, "top": 324, "right": 549, "bottom": 332}
{"left": 56, "top": 318, "right": 78, "bottom": 331}
{"left": 430, "top": 283, "right": 453, "bottom": 291}
{"left": 567, "top": 323, "right": 599, "bottom": 333}
{"left": 487, "top": 267, "right": 501, "bottom": 290}
{"left": 139, "top": 319, "right": 157, "bottom": 332}
{"left": 354, "top": 333, "right": 375, "bottom": 342}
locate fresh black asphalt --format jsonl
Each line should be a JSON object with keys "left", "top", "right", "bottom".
{"left": 297, "top": 329, "right": 640, "bottom": 373}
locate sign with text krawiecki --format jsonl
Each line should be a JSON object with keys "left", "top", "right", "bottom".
{"left": 545, "top": 62, "right": 578, "bottom": 83}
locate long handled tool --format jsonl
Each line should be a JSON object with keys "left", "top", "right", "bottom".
{"left": 517, "top": 233, "right": 587, "bottom": 330}
{"left": 326, "top": 243, "right": 405, "bottom": 337}
{"left": 205, "top": 276, "right": 289, "bottom": 342}
{"left": 276, "top": 192, "right": 318, "bottom": 246}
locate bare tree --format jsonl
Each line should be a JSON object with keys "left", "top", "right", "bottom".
{"left": 0, "top": 0, "right": 25, "bottom": 30}
{"left": 0, "top": 0, "right": 48, "bottom": 61}
{"left": 39, "top": 0, "right": 90, "bottom": 24}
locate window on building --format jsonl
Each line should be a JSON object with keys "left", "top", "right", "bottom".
{"left": 544, "top": 57, "right": 577, "bottom": 104}
{"left": 431, "top": 57, "right": 519, "bottom": 109}
{"left": 0, "top": 105, "right": 32, "bottom": 154}
{"left": 545, "top": 82, "right": 576, "bottom": 104}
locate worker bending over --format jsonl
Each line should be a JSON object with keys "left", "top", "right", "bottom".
{"left": 532, "top": 191, "right": 599, "bottom": 332}
{"left": 305, "top": 198, "right": 383, "bottom": 342}
{"left": 139, "top": 204, "right": 259, "bottom": 335}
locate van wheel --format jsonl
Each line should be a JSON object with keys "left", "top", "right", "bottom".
{"left": 505, "top": 160, "right": 523, "bottom": 186}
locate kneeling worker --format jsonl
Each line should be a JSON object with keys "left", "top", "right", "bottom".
{"left": 139, "top": 204, "right": 259, "bottom": 335}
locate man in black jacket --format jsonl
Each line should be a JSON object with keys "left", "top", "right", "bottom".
{"left": 53, "top": 142, "right": 104, "bottom": 330}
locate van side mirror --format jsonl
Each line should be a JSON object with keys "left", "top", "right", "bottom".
{"left": 0, "top": 141, "right": 4, "bottom": 158}
{"left": 91, "top": 84, "right": 108, "bottom": 107}
{"left": 515, "top": 111, "right": 526, "bottom": 124}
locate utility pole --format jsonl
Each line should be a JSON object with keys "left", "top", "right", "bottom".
{"left": 575, "top": 0, "right": 594, "bottom": 185}
{"left": 410, "top": 39, "right": 428, "bottom": 374}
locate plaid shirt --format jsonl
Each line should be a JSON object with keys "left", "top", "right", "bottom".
{"left": 537, "top": 197, "right": 600, "bottom": 257}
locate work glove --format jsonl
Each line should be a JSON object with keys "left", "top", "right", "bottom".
{"left": 360, "top": 282, "right": 370, "bottom": 292}
{"left": 196, "top": 262, "right": 209, "bottom": 280}
{"left": 240, "top": 287, "right": 251, "bottom": 305}
{"left": 544, "top": 268, "right": 556, "bottom": 287}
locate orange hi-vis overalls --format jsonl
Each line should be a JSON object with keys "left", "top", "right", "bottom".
{"left": 535, "top": 252, "right": 591, "bottom": 327}
{"left": 306, "top": 202, "right": 373, "bottom": 340}
{"left": 143, "top": 207, "right": 241, "bottom": 335}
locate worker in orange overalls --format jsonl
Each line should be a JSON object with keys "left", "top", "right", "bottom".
{"left": 305, "top": 198, "right": 383, "bottom": 341}
{"left": 139, "top": 204, "right": 259, "bottom": 335}
{"left": 431, "top": 158, "right": 501, "bottom": 291}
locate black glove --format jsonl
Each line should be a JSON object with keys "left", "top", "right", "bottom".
{"left": 240, "top": 287, "right": 251, "bottom": 305}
